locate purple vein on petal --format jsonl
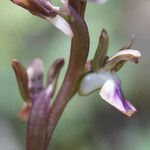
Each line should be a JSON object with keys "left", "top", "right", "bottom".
{"left": 99, "top": 75, "right": 136, "bottom": 117}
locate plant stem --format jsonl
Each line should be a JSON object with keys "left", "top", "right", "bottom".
{"left": 45, "top": 2, "right": 89, "bottom": 148}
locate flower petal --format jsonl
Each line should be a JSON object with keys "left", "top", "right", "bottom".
{"left": 46, "top": 58, "right": 64, "bottom": 97}
{"left": 46, "top": 15, "right": 73, "bottom": 37}
{"left": 27, "top": 58, "right": 44, "bottom": 99}
{"left": 103, "top": 49, "right": 141, "bottom": 72}
{"left": 92, "top": 29, "right": 109, "bottom": 71}
{"left": 12, "top": 59, "right": 30, "bottom": 102}
{"left": 79, "top": 70, "right": 110, "bottom": 95}
{"left": 99, "top": 75, "right": 136, "bottom": 117}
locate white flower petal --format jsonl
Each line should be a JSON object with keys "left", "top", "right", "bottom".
{"left": 47, "top": 15, "right": 73, "bottom": 37}
{"left": 108, "top": 49, "right": 141, "bottom": 62}
{"left": 79, "top": 70, "right": 110, "bottom": 95}
{"left": 27, "top": 59, "right": 44, "bottom": 97}
{"left": 99, "top": 75, "right": 136, "bottom": 117}
{"left": 104, "top": 49, "right": 141, "bottom": 71}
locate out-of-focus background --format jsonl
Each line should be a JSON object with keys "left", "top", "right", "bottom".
{"left": 0, "top": 0, "right": 150, "bottom": 149}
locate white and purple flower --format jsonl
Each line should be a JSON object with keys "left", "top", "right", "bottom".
{"left": 79, "top": 49, "right": 141, "bottom": 117}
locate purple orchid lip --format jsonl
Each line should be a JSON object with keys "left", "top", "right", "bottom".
{"left": 99, "top": 74, "right": 136, "bottom": 117}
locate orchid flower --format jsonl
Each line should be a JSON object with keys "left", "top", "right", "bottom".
{"left": 12, "top": 58, "right": 64, "bottom": 120}
{"left": 79, "top": 29, "right": 141, "bottom": 117}
{"left": 11, "top": 0, "right": 141, "bottom": 148}
{"left": 12, "top": 58, "right": 64, "bottom": 149}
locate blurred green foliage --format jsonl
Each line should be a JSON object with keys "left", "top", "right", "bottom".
{"left": 1, "top": 0, "right": 150, "bottom": 150}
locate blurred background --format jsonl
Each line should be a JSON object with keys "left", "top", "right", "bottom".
{"left": 0, "top": 0, "right": 150, "bottom": 149}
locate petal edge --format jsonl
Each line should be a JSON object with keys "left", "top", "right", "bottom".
{"left": 99, "top": 75, "right": 136, "bottom": 117}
